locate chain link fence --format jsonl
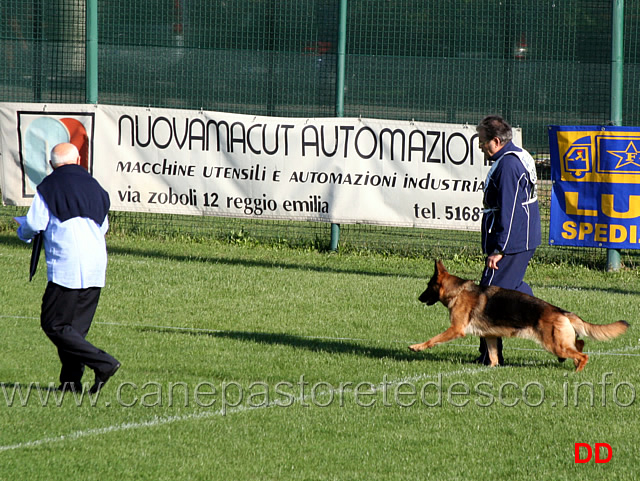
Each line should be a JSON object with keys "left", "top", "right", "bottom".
{"left": 2, "top": 1, "right": 640, "bottom": 267}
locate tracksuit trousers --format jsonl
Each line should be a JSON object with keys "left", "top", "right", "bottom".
{"left": 477, "top": 250, "right": 536, "bottom": 364}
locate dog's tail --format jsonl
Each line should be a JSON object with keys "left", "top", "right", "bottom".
{"left": 568, "top": 314, "right": 630, "bottom": 341}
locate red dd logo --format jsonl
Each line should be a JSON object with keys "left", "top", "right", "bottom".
{"left": 574, "top": 443, "right": 613, "bottom": 464}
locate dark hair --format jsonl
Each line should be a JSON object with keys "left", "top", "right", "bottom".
{"left": 477, "top": 115, "right": 513, "bottom": 143}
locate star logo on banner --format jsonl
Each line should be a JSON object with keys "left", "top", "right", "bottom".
{"left": 608, "top": 141, "right": 640, "bottom": 170}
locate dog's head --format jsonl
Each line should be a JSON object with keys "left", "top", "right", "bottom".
{"left": 418, "top": 259, "right": 448, "bottom": 305}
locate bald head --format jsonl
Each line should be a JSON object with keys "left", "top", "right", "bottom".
{"left": 50, "top": 143, "right": 80, "bottom": 169}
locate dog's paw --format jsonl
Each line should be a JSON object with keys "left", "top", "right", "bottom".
{"left": 408, "top": 343, "right": 426, "bottom": 352}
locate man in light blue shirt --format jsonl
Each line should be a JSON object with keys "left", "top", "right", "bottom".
{"left": 17, "top": 142, "right": 120, "bottom": 394}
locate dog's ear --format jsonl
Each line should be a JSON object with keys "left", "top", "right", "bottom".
{"left": 435, "top": 259, "right": 447, "bottom": 275}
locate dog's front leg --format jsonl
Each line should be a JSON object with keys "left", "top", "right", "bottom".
{"left": 484, "top": 337, "right": 501, "bottom": 367}
{"left": 409, "top": 327, "right": 465, "bottom": 352}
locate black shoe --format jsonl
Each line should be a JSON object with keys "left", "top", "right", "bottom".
{"left": 89, "top": 362, "right": 121, "bottom": 394}
{"left": 473, "top": 353, "right": 504, "bottom": 366}
{"left": 58, "top": 382, "right": 82, "bottom": 393}
{"left": 474, "top": 353, "right": 492, "bottom": 366}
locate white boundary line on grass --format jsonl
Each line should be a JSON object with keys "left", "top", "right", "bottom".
{"left": 0, "top": 366, "right": 489, "bottom": 453}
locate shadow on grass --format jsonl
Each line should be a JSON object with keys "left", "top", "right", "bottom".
{"left": 0, "top": 381, "right": 59, "bottom": 392}
{"left": 0, "top": 232, "right": 431, "bottom": 280}
{"left": 140, "top": 326, "right": 467, "bottom": 363}
{"left": 0, "top": 234, "right": 27, "bottom": 248}
{"left": 141, "top": 326, "right": 569, "bottom": 369}
{"left": 5, "top": 233, "right": 637, "bottom": 298}
{"left": 106, "top": 243, "right": 429, "bottom": 280}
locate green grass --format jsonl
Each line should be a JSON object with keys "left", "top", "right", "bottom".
{"left": 0, "top": 233, "right": 638, "bottom": 480}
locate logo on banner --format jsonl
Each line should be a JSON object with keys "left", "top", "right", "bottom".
{"left": 559, "top": 131, "right": 640, "bottom": 183}
{"left": 16, "top": 111, "right": 95, "bottom": 197}
{"left": 549, "top": 126, "right": 640, "bottom": 249}
{"left": 601, "top": 137, "right": 640, "bottom": 173}
{"left": 562, "top": 136, "right": 591, "bottom": 179}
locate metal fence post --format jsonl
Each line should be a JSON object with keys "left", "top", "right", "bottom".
{"left": 330, "top": 0, "right": 348, "bottom": 252}
{"left": 32, "top": 0, "right": 44, "bottom": 102}
{"left": 607, "top": 0, "right": 624, "bottom": 271}
{"left": 86, "top": 0, "right": 98, "bottom": 104}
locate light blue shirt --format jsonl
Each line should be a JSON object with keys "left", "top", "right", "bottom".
{"left": 17, "top": 191, "right": 109, "bottom": 289}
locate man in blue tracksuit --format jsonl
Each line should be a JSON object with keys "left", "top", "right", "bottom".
{"left": 476, "top": 115, "right": 541, "bottom": 365}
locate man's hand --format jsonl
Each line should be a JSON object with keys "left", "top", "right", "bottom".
{"left": 487, "top": 253, "right": 503, "bottom": 270}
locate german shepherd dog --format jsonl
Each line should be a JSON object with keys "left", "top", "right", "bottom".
{"left": 409, "top": 260, "right": 629, "bottom": 371}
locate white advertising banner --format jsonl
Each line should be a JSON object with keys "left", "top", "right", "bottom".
{"left": 0, "top": 103, "right": 520, "bottom": 230}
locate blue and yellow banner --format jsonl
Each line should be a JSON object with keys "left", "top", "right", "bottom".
{"left": 549, "top": 125, "right": 640, "bottom": 249}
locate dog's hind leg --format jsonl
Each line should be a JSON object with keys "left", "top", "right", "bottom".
{"left": 558, "top": 336, "right": 584, "bottom": 363}
{"left": 551, "top": 330, "right": 589, "bottom": 371}
{"left": 551, "top": 343, "right": 589, "bottom": 371}
{"left": 543, "top": 318, "right": 589, "bottom": 371}
{"left": 568, "top": 349, "right": 589, "bottom": 371}
{"left": 570, "top": 339, "right": 588, "bottom": 371}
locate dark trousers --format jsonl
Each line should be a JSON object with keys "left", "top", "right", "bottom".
{"left": 41, "top": 282, "right": 118, "bottom": 384}
{"left": 478, "top": 250, "right": 536, "bottom": 364}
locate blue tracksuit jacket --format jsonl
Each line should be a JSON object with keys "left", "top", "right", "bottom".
{"left": 481, "top": 141, "right": 541, "bottom": 255}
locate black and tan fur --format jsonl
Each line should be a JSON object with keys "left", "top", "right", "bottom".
{"left": 409, "top": 260, "right": 629, "bottom": 371}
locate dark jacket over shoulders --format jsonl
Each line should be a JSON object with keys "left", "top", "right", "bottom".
{"left": 37, "top": 164, "right": 110, "bottom": 225}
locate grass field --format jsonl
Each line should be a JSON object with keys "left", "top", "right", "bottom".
{"left": 0, "top": 233, "right": 638, "bottom": 480}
